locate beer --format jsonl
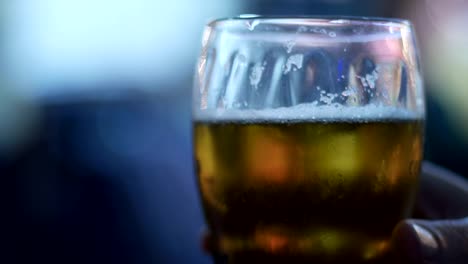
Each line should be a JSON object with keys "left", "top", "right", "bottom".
{"left": 194, "top": 105, "right": 423, "bottom": 263}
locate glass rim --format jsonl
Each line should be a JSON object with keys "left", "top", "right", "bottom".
{"left": 208, "top": 15, "right": 412, "bottom": 28}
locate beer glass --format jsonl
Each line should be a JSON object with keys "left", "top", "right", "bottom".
{"left": 193, "top": 16, "right": 424, "bottom": 263}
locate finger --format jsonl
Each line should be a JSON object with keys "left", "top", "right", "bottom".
{"left": 392, "top": 217, "right": 468, "bottom": 264}
{"left": 414, "top": 162, "right": 468, "bottom": 219}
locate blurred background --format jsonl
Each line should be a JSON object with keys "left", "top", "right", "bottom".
{"left": 1, "top": 0, "right": 467, "bottom": 263}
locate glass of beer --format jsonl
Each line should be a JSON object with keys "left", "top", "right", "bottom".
{"left": 193, "top": 16, "right": 424, "bottom": 263}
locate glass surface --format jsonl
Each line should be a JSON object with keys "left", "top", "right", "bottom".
{"left": 193, "top": 16, "right": 424, "bottom": 263}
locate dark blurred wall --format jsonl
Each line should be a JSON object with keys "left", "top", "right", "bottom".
{"left": 3, "top": 90, "right": 206, "bottom": 264}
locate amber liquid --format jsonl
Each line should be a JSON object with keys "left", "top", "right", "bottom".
{"left": 194, "top": 119, "right": 423, "bottom": 263}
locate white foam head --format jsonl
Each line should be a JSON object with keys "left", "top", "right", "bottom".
{"left": 194, "top": 103, "right": 423, "bottom": 123}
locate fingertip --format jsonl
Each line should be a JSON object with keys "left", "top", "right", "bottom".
{"left": 392, "top": 221, "right": 422, "bottom": 263}
{"left": 392, "top": 220, "right": 439, "bottom": 264}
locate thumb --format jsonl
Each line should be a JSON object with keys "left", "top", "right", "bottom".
{"left": 392, "top": 218, "right": 468, "bottom": 264}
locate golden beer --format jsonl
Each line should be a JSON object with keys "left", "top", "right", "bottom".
{"left": 194, "top": 114, "right": 423, "bottom": 263}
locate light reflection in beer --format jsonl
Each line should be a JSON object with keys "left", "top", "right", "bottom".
{"left": 412, "top": 136, "right": 423, "bottom": 164}
{"left": 195, "top": 119, "right": 423, "bottom": 261}
{"left": 387, "top": 144, "right": 403, "bottom": 188}
{"left": 362, "top": 240, "right": 390, "bottom": 261}
{"left": 219, "top": 225, "right": 391, "bottom": 261}
{"left": 375, "top": 160, "right": 388, "bottom": 193}
{"left": 245, "top": 129, "right": 303, "bottom": 184}
{"left": 196, "top": 126, "right": 228, "bottom": 213}
{"left": 316, "top": 132, "right": 360, "bottom": 183}
{"left": 254, "top": 229, "right": 289, "bottom": 253}
{"left": 318, "top": 230, "right": 343, "bottom": 254}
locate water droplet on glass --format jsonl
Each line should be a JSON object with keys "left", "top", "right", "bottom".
{"left": 233, "top": 102, "right": 242, "bottom": 108}
{"left": 245, "top": 20, "right": 260, "bottom": 31}
{"left": 237, "top": 54, "right": 247, "bottom": 65}
{"left": 297, "top": 26, "right": 308, "bottom": 33}
{"left": 320, "top": 93, "right": 338, "bottom": 105}
{"left": 283, "top": 54, "right": 304, "bottom": 74}
{"left": 365, "top": 69, "right": 379, "bottom": 89}
{"left": 250, "top": 64, "right": 265, "bottom": 89}
{"left": 356, "top": 75, "right": 368, "bottom": 87}
{"left": 342, "top": 87, "right": 357, "bottom": 97}
{"left": 284, "top": 40, "right": 296, "bottom": 53}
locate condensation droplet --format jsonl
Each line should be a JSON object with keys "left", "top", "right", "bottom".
{"left": 245, "top": 20, "right": 260, "bottom": 31}
{"left": 233, "top": 102, "right": 242, "bottom": 108}
{"left": 284, "top": 40, "right": 296, "bottom": 53}
{"left": 237, "top": 54, "right": 247, "bottom": 65}
{"left": 250, "top": 64, "right": 265, "bottom": 89}
{"left": 320, "top": 93, "right": 338, "bottom": 105}
{"left": 365, "top": 69, "right": 379, "bottom": 89}
{"left": 297, "top": 26, "right": 308, "bottom": 33}
{"left": 357, "top": 75, "right": 368, "bottom": 87}
{"left": 342, "top": 86, "right": 357, "bottom": 97}
{"left": 283, "top": 54, "right": 304, "bottom": 74}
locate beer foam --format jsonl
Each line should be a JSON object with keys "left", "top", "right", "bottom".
{"left": 195, "top": 103, "right": 423, "bottom": 123}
